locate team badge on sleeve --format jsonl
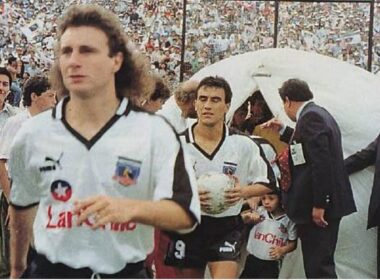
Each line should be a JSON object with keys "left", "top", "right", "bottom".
{"left": 113, "top": 156, "right": 142, "bottom": 186}
{"left": 279, "top": 223, "right": 288, "bottom": 234}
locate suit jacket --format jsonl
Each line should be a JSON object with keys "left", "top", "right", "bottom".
{"left": 345, "top": 133, "right": 380, "bottom": 229}
{"left": 280, "top": 102, "right": 356, "bottom": 224}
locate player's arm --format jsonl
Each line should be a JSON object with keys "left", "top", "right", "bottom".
{"left": 0, "top": 159, "right": 11, "bottom": 200}
{"left": 269, "top": 239, "right": 297, "bottom": 260}
{"left": 7, "top": 126, "right": 41, "bottom": 278}
{"left": 10, "top": 205, "right": 37, "bottom": 278}
{"left": 74, "top": 196, "right": 194, "bottom": 231}
{"left": 344, "top": 133, "right": 378, "bottom": 175}
{"left": 241, "top": 182, "right": 272, "bottom": 198}
{"left": 225, "top": 138, "right": 276, "bottom": 205}
{"left": 225, "top": 178, "right": 271, "bottom": 206}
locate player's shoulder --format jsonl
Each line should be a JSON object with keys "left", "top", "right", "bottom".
{"left": 15, "top": 109, "right": 54, "bottom": 137}
{"left": 27, "top": 109, "right": 53, "bottom": 126}
{"left": 4, "top": 109, "right": 27, "bottom": 123}
{"left": 127, "top": 103, "right": 178, "bottom": 136}
{"left": 282, "top": 213, "right": 296, "bottom": 225}
{"left": 1, "top": 111, "right": 26, "bottom": 132}
{"left": 227, "top": 127, "right": 260, "bottom": 149}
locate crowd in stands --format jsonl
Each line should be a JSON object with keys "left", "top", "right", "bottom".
{"left": 1, "top": 0, "right": 380, "bottom": 101}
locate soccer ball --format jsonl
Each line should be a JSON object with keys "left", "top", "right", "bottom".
{"left": 197, "top": 172, "right": 235, "bottom": 215}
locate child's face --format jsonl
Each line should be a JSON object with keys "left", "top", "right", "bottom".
{"left": 261, "top": 194, "right": 280, "bottom": 213}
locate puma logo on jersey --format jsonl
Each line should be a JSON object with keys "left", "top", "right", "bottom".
{"left": 219, "top": 241, "right": 237, "bottom": 253}
{"left": 39, "top": 153, "right": 63, "bottom": 172}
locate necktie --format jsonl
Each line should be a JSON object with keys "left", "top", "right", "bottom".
{"left": 276, "top": 147, "right": 292, "bottom": 192}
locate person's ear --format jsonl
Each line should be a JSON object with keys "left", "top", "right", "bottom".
{"left": 226, "top": 102, "right": 231, "bottom": 112}
{"left": 284, "top": 96, "right": 291, "bottom": 107}
{"left": 31, "top": 92, "right": 38, "bottom": 102}
{"left": 113, "top": 52, "right": 124, "bottom": 73}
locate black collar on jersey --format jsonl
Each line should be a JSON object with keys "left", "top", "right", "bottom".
{"left": 267, "top": 210, "right": 286, "bottom": 220}
{"left": 184, "top": 121, "right": 229, "bottom": 160}
{"left": 52, "top": 96, "right": 130, "bottom": 150}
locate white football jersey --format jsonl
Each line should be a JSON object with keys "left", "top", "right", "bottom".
{"left": 0, "top": 109, "right": 30, "bottom": 161}
{"left": 156, "top": 97, "right": 196, "bottom": 134}
{"left": 250, "top": 135, "right": 281, "bottom": 187}
{"left": 179, "top": 123, "right": 276, "bottom": 218}
{"left": 247, "top": 206, "right": 297, "bottom": 261}
{"left": 9, "top": 97, "right": 201, "bottom": 274}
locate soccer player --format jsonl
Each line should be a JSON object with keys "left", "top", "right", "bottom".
{"left": 8, "top": 5, "right": 200, "bottom": 278}
{"left": 0, "top": 76, "right": 56, "bottom": 277}
{"left": 165, "top": 76, "right": 276, "bottom": 278}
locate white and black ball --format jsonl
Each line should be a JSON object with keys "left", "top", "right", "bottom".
{"left": 197, "top": 171, "right": 235, "bottom": 215}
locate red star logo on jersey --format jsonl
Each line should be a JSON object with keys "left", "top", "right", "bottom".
{"left": 50, "top": 180, "right": 72, "bottom": 202}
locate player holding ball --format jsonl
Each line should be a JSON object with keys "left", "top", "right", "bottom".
{"left": 165, "top": 76, "right": 277, "bottom": 278}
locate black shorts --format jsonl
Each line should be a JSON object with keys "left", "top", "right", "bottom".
{"left": 240, "top": 254, "right": 280, "bottom": 279}
{"left": 22, "top": 253, "right": 151, "bottom": 279}
{"left": 165, "top": 215, "right": 244, "bottom": 268}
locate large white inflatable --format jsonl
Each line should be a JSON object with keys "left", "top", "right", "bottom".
{"left": 187, "top": 48, "right": 378, "bottom": 278}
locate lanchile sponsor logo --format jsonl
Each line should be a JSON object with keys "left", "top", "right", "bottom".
{"left": 113, "top": 156, "right": 142, "bottom": 186}
{"left": 254, "top": 230, "right": 287, "bottom": 247}
{"left": 46, "top": 205, "right": 137, "bottom": 232}
{"left": 223, "top": 161, "right": 237, "bottom": 175}
{"left": 47, "top": 179, "right": 136, "bottom": 231}
{"left": 39, "top": 153, "right": 63, "bottom": 172}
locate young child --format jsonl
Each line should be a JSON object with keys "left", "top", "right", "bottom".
{"left": 240, "top": 190, "right": 297, "bottom": 279}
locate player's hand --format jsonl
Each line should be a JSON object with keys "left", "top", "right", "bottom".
{"left": 246, "top": 196, "right": 261, "bottom": 210}
{"left": 73, "top": 195, "right": 137, "bottom": 229}
{"left": 312, "top": 207, "right": 328, "bottom": 228}
{"left": 198, "top": 189, "right": 211, "bottom": 212}
{"left": 241, "top": 209, "right": 264, "bottom": 224}
{"left": 269, "top": 246, "right": 284, "bottom": 260}
{"left": 224, "top": 176, "right": 242, "bottom": 206}
{"left": 260, "top": 117, "right": 284, "bottom": 132}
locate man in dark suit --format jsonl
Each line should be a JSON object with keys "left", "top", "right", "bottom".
{"left": 262, "top": 78, "right": 356, "bottom": 278}
{"left": 345, "top": 134, "right": 380, "bottom": 277}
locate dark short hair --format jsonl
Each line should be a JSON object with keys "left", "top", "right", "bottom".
{"left": 278, "top": 78, "right": 313, "bottom": 102}
{"left": 267, "top": 188, "right": 282, "bottom": 202}
{"left": 196, "top": 76, "right": 232, "bottom": 104}
{"left": 23, "top": 76, "right": 51, "bottom": 107}
{"left": 150, "top": 76, "right": 170, "bottom": 101}
{"left": 0, "top": 67, "right": 12, "bottom": 86}
{"left": 8, "top": 56, "right": 17, "bottom": 65}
